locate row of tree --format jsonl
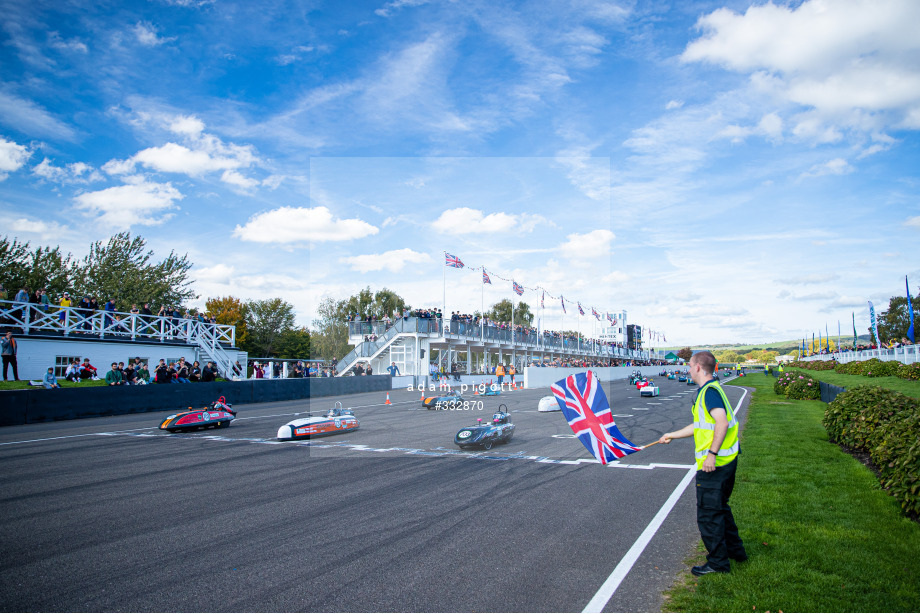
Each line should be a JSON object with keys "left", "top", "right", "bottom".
{"left": 1, "top": 233, "right": 195, "bottom": 308}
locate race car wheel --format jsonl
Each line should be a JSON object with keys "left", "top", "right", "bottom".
{"left": 483, "top": 441, "right": 493, "bottom": 450}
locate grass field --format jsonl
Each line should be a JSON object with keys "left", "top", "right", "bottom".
{"left": 664, "top": 373, "right": 920, "bottom": 612}
{"left": 789, "top": 367, "right": 920, "bottom": 400}
{"left": 0, "top": 378, "right": 106, "bottom": 390}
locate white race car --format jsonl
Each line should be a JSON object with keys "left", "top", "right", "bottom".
{"left": 640, "top": 384, "right": 660, "bottom": 397}
{"left": 277, "top": 402, "right": 359, "bottom": 440}
{"left": 538, "top": 395, "right": 561, "bottom": 412}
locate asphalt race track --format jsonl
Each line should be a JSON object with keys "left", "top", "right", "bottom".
{"left": 0, "top": 375, "right": 750, "bottom": 612}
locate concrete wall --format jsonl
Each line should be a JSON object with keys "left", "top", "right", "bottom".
{"left": 0, "top": 376, "right": 391, "bottom": 426}
{"left": 3, "top": 335, "right": 247, "bottom": 381}
{"left": 523, "top": 365, "right": 673, "bottom": 389}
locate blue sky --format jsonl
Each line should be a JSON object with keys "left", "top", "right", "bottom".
{"left": 1, "top": 0, "right": 918, "bottom": 346}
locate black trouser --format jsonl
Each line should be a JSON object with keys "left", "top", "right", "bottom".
{"left": 696, "top": 458, "right": 745, "bottom": 571}
{"left": 2, "top": 355, "right": 19, "bottom": 380}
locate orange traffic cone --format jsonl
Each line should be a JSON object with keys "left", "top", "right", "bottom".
{"left": 385, "top": 393, "right": 392, "bottom": 405}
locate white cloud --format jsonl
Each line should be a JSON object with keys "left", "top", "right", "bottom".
{"left": 220, "top": 169, "right": 259, "bottom": 190}
{"left": 0, "top": 137, "right": 30, "bottom": 179}
{"left": 682, "top": 0, "right": 920, "bottom": 140}
{"left": 48, "top": 32, "right": 88, "bottom": 54}
{"left": 375, "top": 0, "right": 430, "bottom": 18}
{"left": 799, "top": 157, "right": 854, "bottom": 180}
{"left": 777, "top": 273, "right": 841, "bottom": 285}
{"left": 194, "top": 263, "right": 235, "bottom": 285}
{"left": 558, "top": 229, "right": 615, "bottom": 261}
{"left": 431, "top": 207, "right": 546, "bottom": 234}
{"left": 33, "top": 158, "right": 103, "bottom": 184}
{"left": 342, "top": 248, "right": 431, "bottom": 273}
{"left": 905, "top": 215, "right": 920, "bottom": 229}
{"left": 0, "top": 216, "right": 71, "bottom": 242}
{"left": 0, "top": 92, "right": 77, "bottom": 141}
{"left": 233, "top": 206, "right": 379, "bottom": 244}
{"left": 133, "top": 22, "right": 176, "bottom": 46}
{"left": 665, "top": 100, "right": 684, "bottom": 110}
{"left": 168, "top": 115, "right": 205, "bottom": 136}
{"left": 73, "top": 181, "right": 184, "bottom": 229}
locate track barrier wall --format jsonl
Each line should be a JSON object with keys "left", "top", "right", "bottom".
{"left": 0, "top": 376, "right": 391, "bottom": 426}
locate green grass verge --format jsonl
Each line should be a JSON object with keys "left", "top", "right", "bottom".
{"left": 664, "top": 373, "right": 920, "bottom": 612}
{"left": 789, "top": 368, "right": 920, "bottom": 400}
{"left": 0, "top": 378, "right": 107, "bottom": 390}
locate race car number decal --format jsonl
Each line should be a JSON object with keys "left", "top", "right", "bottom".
{"left": 458, "top": 430, "right": 472, "bottom": 439}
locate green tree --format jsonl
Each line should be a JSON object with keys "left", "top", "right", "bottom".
{"left": 205, "top": 295, "right": 249, "bottom": 350}
{"left": 311, "top": 297, "right": 351, "bottom": 362}
{"left": 244, "top": 298, "right": 296, "bottom": 357}
{"left": 877, "top": 296, "right": 919, "bottom": 343}
{"left": 0, "top": 237, "right": 73, "bottom": 297}
{"left": 486, "top": 299, "right": 533, "bottom": 327}
{"left": 71, "top": 232, "right": 195, "bottom": 309}
{"left": 276, "top": 326, "right": 311, "bottom": 359}
{"left": 716, "top": 350, "right": 742, "bottom": 364}
{"left": 310, "top": 288, "right": 411, "bottom": 361}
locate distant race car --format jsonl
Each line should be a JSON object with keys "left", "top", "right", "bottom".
{"left": 636, "top": 379, "right": 651, "bottom": 390}
{"left": 538, "top": 395, "right": 561, "bottom": 412}
{"left": 276, "top": 402, "right": 359, "bottom": 440}
{"left": 160, "top": 396, "right": 236, "bottom": 432}
{"left": 454, "top": 405, "right": 515, "bottom": 450}
{"left": 481, "top": 383, "right": 501, "bottom": 396}
{"left": 687, "top": 377, "right": 697, "bottom": 385}
{"left": 640, "top": 384, "right": 660, "bottom": 397}
{"left": 423, "top": 389, "right": 465, "bottom": 410}
{"left": 677, "top": 375, "right": 688, "bottom": 382}
{"left": 659, "top": 370, "right": 668, "bottom": 376}
{"left": 667, "top": 373, "right": 676, "bottom": 380}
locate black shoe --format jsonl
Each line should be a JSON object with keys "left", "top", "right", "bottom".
{"left": 730, "top": 554, "right": 748, "bottom": 563}
{"left": 691, "top": 563, "right": 727, "bottom": 576}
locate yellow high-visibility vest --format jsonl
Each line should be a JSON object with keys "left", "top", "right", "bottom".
{"left": 692, "top": 380, "right": 739, "bottom": 470}
{"left": 496, "top": 365, "right": 505, "bottom": 376}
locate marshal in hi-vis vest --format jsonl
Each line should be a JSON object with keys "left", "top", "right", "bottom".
{"left": 692, "top": 380, "right": 739, "bottom": 470}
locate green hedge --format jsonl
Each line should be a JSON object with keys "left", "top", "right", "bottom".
{"left": 823, "top": 386, "right": 920, "bottom": 516}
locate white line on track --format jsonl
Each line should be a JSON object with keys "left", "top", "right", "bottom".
{"left": 582, "top": 386, "right": 749, "bottom": 613}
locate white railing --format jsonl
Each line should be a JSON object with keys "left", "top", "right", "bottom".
{"left": 0, "top": 299, "right": 235, "bottom": 345}
{"left": 800, "top": 346, "right": 919, "bottom": 364}
{"left": 0, "top": 298, "right": 241, "bottom": 379}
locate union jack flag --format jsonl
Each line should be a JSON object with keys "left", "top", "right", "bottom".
{"left": 445, "top": 253, "right": 464, "bottom": 268}
{"left": 561, "top": 296, "right": 566, "bottom": 314}
{"left": 482, "top": 269, "right": 491, "bottom": 284}
{"left": 513, "top": 281, "right": 524, "bottom": 296}
{"left": 541, "top": 291, "right": 544, "bottom": 309}
{"left": 606, "top": 312, "right": 612, "bottom": 322}
{"left": 591, "top": 307, "right": 600, "bottom": 320}
{"left": 551, "top": 371, "right": 640, "bottom": 464}
{"left": 577, "top": 302, "right": 585, "bottom": 316}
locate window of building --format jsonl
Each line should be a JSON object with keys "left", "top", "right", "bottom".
{"left": 55, "top": 355, "right": 81, "bottom": 377}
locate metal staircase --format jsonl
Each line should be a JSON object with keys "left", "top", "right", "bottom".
{"left": 336, "top": 318, "right": 414, "bottom": 375}
{"left": 190, "top": 322, "right": 244, "bottom": 380}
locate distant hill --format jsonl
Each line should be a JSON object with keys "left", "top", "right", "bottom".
{"left": 660, "top": 335, "right": 873, "bottom": 354}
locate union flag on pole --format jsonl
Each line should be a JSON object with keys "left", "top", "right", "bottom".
{"left": 541, "top": 291, "right": 545, "bottom": 309}
{"left": 551, "top": 371, "right": 640, "bottom": 464}
{"left": 445, "top": 253, "right": 464, "bottom": 268}
{"left": 482, "top": 268, "right": 491, "bottom": 284}
{"left": 591, "top": 307, "right": 600, "bottom": 320}
{"left": 577, "top": 302, "right": 585, "bottom": 316}
{"left": 513, "top": 281, "right": 524, "bottom": 296}
{"left": 561, "top": 296, "right": 566, "bottom": 313}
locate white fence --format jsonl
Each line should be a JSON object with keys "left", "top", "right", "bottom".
{"left": 800, "top": 346, "right": 920, "bottom": 365}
